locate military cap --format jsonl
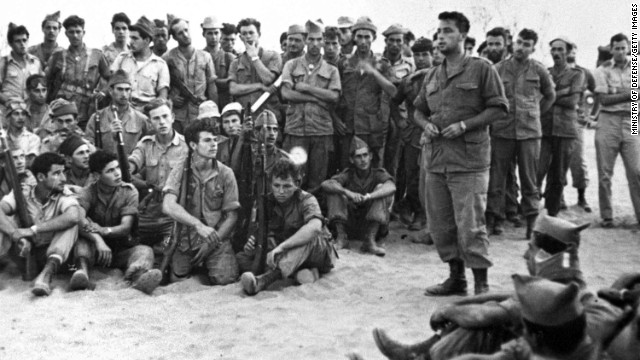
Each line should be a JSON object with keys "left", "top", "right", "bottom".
{"left": 130, "top": 16, "right": 155, "bottom": 39}
{"left": 197, "top": 101, "right": 220, "bottom": 119}
{"left": 7, "top": 23, "right": 17, "bottom": 32}
{"left": 44, "top": 11, "right": 61, "bottom": 23}
{"left": 549, "top": 36, "right": 573, "bottom": 48}
{"left": 411, "top": 37, "right": 433, "bottom": 53}
{"left": 58, "top": 135, "right": 86, "bottom": 157}
{"left": 382, "top": 23, "right": 408, "bottom": 37}
{"left": 5, "top": 100, "right": 30, "bottom": 117}
{"left": 287, "top": 24, "right": 307, "bottom": 36}
{"left": 109, "top": 69, "right": 132, "bottom": 87}
{"left": 349, "top": 136, "right": 369, "bottom": 155}
{"left": 513, "top": 274, "right": 583, "bottom": 326}
{"left": 337, "top": 16, "right": 355, "bottom": 29}
{"left": 305, "top": 20, "right": 324, "bottom": 34}
{"left": 50, "top": 99, "right": 78, "bottom": 117}
{"left": 153, "top": 19, "right": 167, "bottom": 30}
{"left": 533, "top": 215, "right": 589, "bottom": 246}
{"left": 255, "top": 110, "right": 278, "bottom": 127}
{"left": 201, "top": 16, "right": 221, "bottom": 29}
{"left": 351, "top": 16, "right": 377, "bottom": 35}
{"left": 221, "top": 102, "right": 243, "bottom": 117}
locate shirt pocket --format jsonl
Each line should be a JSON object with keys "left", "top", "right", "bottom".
{"left": 314, "top": 72, "right": 331, "bottom": 89}
{"left": 124, "top": 119, "right": 142, "bottom": 134}
{"left": 524, "top": 74, "right": 541, "bottom": 97}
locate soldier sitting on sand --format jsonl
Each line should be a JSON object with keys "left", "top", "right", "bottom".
{"left": 321, "top": 136, "right": 396, "bottom": 256}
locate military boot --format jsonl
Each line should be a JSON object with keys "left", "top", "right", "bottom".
{"left": 373, "top": 328, "right": 440, "bottom": 360}
{"left": 408, "top": 210, "right": 426, "bottom": 231}
{"left": 32, "top": 256, "right": 61, "bottom": 297}
{"left": 493, "top": 218, "right": 505, "bottom": 235}
{"left": 525, "top": 214, "right": 538, "bottom": 239}
{"left": 486, "top": 213, "right": 495, "bottom": 235}
{"left": 424, "top": 259, "right": 467, "bottom": 296}
{"left": 361, "top": 222, "right": 385, "bottom": 256}
{"left": 577, "top": 188, "right": 592, "bottom": 213}
{"left": 131, "top": 269, "right": 162, "bottom": 294}
{"left": 472, "top": 268, "right": 489, "bottom": 295}
{"left": 241, "top": 269, "right": 283, "bottom": 295}
{"left": 69, "top": 257, "right": 91, "bottom": 291}
{"left": 334, "top": 222, "right": 349, "bottom": 250}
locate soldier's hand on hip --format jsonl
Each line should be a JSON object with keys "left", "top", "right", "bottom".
{"left": 441, "top": 122, "right": 465, "bottom": 139}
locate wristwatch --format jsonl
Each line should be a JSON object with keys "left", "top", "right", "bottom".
{"left": 30, "top": 225, "right": 38, "bottom": 234}
{"left": 106, "top": 227, "right": 112, "bottom": 235}
{"left": 459, "top": 121, "right": 467, "bottom": 132}
{"left": 251, "top": 56, "right": 260, "bottom": 62}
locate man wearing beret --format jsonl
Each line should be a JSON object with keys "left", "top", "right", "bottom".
{"left": 111, "top": 16, "right": 170, "bottom": 112}
{"left": 281, "top": 20, "right": 341, "bottom": 193}
{"left": 393, "top": 37, "right": 433, "bottom": 233}
{"left": 337, "top": 17, "right": 397, "bottom": 170}
{"left": 28, "top": 11, "right": 64, "bottom": 71}
{"left": 4, "top": 101, "right": 40, "bottom": 167}
{"left": 0, "top": 152, "right": 80, "bottom": 296}
{"left": 487, "top": 29, "right": 556, "bottom": 238}
{"left": 164, "top": 17, "right": 218, "bottom": 132}
{"left": 85, "top": 69, "right": 152, "bottom": 155}
{"left": 39, "top": 99, "right": 88, "bottom": 154}
{"left": 201, "top": 17, "right": 235, "bottom": 110}
{"left": 322, "top": 136, "right": 395, "bottom": 256}
{"left": 45, "top": 15, "right": 111, "bottom": 130}
{"left": 59, "top": 135, "right": 95, "bottom": 188}
{"left": 536, "top": 37, "right": 585, "bottom": 217}
{"left": 228, "top": 18, "right": 282, "bottom": 123}
{"left": 415, "top": 12, "right": 508, "bottom": 296}
{"left": 380, "top": 24, "right": 416, "bottom": 224}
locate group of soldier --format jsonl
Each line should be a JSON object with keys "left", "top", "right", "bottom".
{"left": 0, "top": 8, "right": 637, "bottom": 359}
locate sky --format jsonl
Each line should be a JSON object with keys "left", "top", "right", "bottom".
{"left": 0, "top": 0, "right": 632, "bottom": 70}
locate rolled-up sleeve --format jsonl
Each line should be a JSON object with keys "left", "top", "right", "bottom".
{"left": 221, "top": 168, "right": 240, "bottom": 212}
{"left": 593, "top": 67, "right": 609, "bottom": 94}
{"left": 120, "top": 188, "right": 139, "bottom": 217}
{"left": 302, "top": 194, "right": 323, "bottom": 223}
{"left": 281, "top": 60, "right": 294, "bottom": 87}
{"left": 228, "top": 58, "right": 239, "bottom": 83}
{"left": 161, "top": 159, "right": 185, "bottom": 197}
{"left": 481, "top": 63, "right": 509, "bottom": 112}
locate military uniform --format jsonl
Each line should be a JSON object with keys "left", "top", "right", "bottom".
{"left": 537, "top": 64, "right": 585, "bottom": 216}
{"left": 0, "top": 53, "right": 43, "bottom": 102}
{"left": 26, "top": 101, "right": 51, "bottom": 133}
{"left": 0, "top": 186, "right": 79, "bottom": 269}
{"left": 84, "top": 105, "right": 152, "bottom": 155}
{"left": 594, "top": 58, "right": 640, "bottom": 223}
{"left": 228, "top": 47, "right": 282, "bottom": 120}
{"left": 236, "top": 189, "right": 335, "bottom": 278}
{"left": 45, "top": 45, "right": 111, "bottom": 128}
{"left": 163, "top": 48, "right": 216, "bottom": 130}
{"left": 568, "top": 64, "right": 595, "bottom": 192}
{"left": 204, "top": 46, "right": 236, "bottom": 109}
{"left": 337, "top": 52, "right": 392, "bottom": 168}
{"left": 488, "top": 57, "right": 555, "bottom": 222}
{"left": 7, "top": 129, "right": 40, "bottom": 158}
{"left": 414, "top": 55, "right": 507, "bottom": 270}
{"left": 326, "top": 166, "right": 394, "bottom": 235}
{"left": 27, "top": 43, "right": 64, "bottom": 71}
{"left": 162, "top": 159, "right": 240, "bottom": 284}
{"left": 64, "top": 168, "right": 97, "bottom": 188}
{"left": 74, "top": 181, "right": 156, "bottom": 279}
{"left": 282, "top": 55, "right": 341, "bottom": 192}
{"left": 110, "top": 52, "right": 170, "bottom": 111}
{"left": 128, "top": 131, "right": 188, "bottom": 247}
{"left": 39, "top": 127, "right": 89, "bottom": 154}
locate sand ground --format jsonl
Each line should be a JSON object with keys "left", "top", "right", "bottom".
{"left": 0, "top": 129, "right": 638, "bottom": 360}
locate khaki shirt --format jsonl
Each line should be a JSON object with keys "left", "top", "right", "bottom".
{"left": 78, "top": 181, "right": 138, "bottom": 245}
{"left": 541, "top": 65, "right": 585, "bottom": 138}
{"left": 228, "top": 48, "right": 282, "bottom": 113}
{"left": 128, "top": 132, "right": 188, "bottom": 190}
{"left": 1, "top": 186, "right": 79, "bottom": 246}
{"left": 394, "top": 68, "right": 429, "bottom": 148}
{"left": 102, "top": 43, "right": 129, "bottom": 66}
{"left": 282, "top": 55, "right": 341, "bottom": 136}
{"left": 267, "top": 189, "right": 323, "bottom": 245}
{"left": 110, "top": 52, "right": 170, "bottom": 109}
{"left": 338, "top": 52, "right": 392, "bottom": 135}
{"left": 204, "top": 46, "right": 235, "bottom": 108}
{"left": 493, "top": 58, "right": 555, "bottom": 139}
{"left": 64, "top": 168, "right": 98, "bottom": 188}
{"left": 0, "top": 53, "right": 43, "bottom": 100}
{"left": 84, "top": 105, "right": 152, "bottom": 155}
{"left": 414, "top": 55, "right": 508, "bottom": 173}
{"left": 8, "top": 129, "right": 41, "bottom": 157}
{"left": 381, "top": 53, "right": 415, "bottom": 125}
{"left": 163, "top": 48, "right": 216, "bottom": 123}
{"left": 331, "top": 167, "right": 394, "bottom": 195}
{"left": 27, "top": 43, "right": 64, "bottom": 71}
{"left": 163, "top": 160, "right": 240, "bottom": 251}
{"left": 594, "top": 58, "right": 633, "bottom": 113}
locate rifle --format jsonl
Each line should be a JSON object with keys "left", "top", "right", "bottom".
{"left": 111, "top": 106, "right": 131, "bottom": 183}
{"left": 167, "top": 58, "right": 202, "bottom": 107}
{"left": 158, "top": 148, "right": 192, "bottom": 284}
{"left": 250, "top": 76, "right": 283, "bottom": 114}
{"left": 0, "top": 125, "right": 38, "bottom": 280}
{"left": 250, "top": 104, "right": 269, "bottom": 275}
{"left": 94, "top": 99, "right": 103, "bottom": 148}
